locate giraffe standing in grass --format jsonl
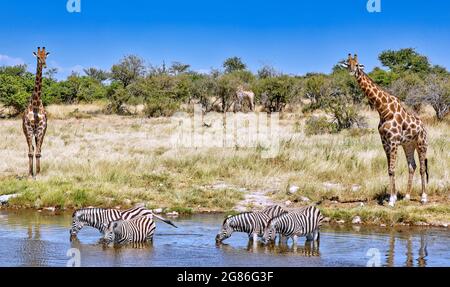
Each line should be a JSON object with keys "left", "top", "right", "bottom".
{"left": 22, "top": 47, "right": 49, "bottom": 178}
{"left": 341, "top": 54, "right": 429, "bottom": 207}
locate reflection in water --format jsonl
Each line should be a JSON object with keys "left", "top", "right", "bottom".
{"left": 385, "top": 230, "right": 428, "bottom": 267}
{"left": 0, "top": 211, "right": 448, "bottom": 267}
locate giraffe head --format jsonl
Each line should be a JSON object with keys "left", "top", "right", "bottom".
{"left": 340, "top": 53, "right": 364, "bottom": 76}
{"left": 33, "top": 47, "right": 50, "bottom": 68}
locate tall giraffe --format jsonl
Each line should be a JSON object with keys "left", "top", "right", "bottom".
{"left": 341, "top": 54, "right": 428, "bottom": 207}
{"left": 22, "top": 47, "right": 49, "bottom": 178}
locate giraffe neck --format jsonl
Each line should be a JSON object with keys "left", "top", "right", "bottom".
{"left": 31, "top": 61, "right": 43, "bottom": 110}
{"left": 355, "top": 69, "right": 390, "bottom": 117}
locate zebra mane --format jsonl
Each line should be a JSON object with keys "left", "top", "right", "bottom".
{"left": 222, "top": 211, "right": 253, "bottom": 225}
{"left": 72, "top": 207, "right": 111, "bottom": 218}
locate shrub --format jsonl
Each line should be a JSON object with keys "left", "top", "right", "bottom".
{"left": 144, "top": 96, "right": 179, "bottom": 117}
{"left": 304, "top": 116, "right": 335, "bottom": 135}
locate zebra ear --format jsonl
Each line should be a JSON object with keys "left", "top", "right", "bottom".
{"left": 227, "top": 214, "right": 232, "bottom": 218}
{"left": 113, "top": 222, "right": 118, "bottom": 229}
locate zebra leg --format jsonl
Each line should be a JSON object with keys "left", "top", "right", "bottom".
{"left": 293, "top": 235, "right": 299, "bottom": 246}
{"left": 306, "top": 233, "right": 313, "bottom": 241}
{"left": 253, "top": 233, "right": 258, "bottom": 242}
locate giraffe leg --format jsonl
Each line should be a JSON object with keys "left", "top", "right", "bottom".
{"left": 417, "top": 140, "right": 428, "bottom": 204}
{"left": 34, "top": 127, "right": 46, "bottom": 176}
{"left": 403, "top": 144, "right": 416, "bottom": 201}
{"left": 386, "top": 144, "right": 399, "bottom": 207}
{"left": 23, "top": 125, "right": 35, "bottom": 177}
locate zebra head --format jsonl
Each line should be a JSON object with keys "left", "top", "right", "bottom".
{"left": 103, "top": 220, "right": 121, "bottom": 244}
{"left": 69, "top": 211, "right": 86, "bottom": 240}
{"left": 262, "top": 220, "right": 277, "bottom": 244}
{"left": 215, "top": 215, "right": 234, "bottom": 243}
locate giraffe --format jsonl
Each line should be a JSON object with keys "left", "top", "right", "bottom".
{"left": 235, "top": 85, "right": 255, "bottom": 112}
{"left": 22, "top": 47, "right": 49, "bottom": 178}
{"left": 341, "top": 54, "right": 429, "bottom": 207}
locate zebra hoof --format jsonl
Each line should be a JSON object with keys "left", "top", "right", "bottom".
{"left": 420, "top": 194, "right": 428, "bottom": 204}
{"left": 404, "top": 194, "right": 411, "bottom": 201}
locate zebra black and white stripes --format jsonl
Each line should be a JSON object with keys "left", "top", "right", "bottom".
{"left": 70, "top": 206, "right": 176, "bottom": 240}
{"left": 261, "top": 205, "right": 288, "bottom": 218}
{"left": 103, "top": 216, "right": 156, "bottom": 244}
{"left": 215, "top": 211, "right": 271, "bottom": 243}
{"left": 262, "top": 206, "right": 324, "bottom": 245}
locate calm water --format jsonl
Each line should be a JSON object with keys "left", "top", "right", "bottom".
{"left": 0, "top": 210, "right": 448, "bottom": 267}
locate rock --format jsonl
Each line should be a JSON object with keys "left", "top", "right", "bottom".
{"left": 380, "top": 224, "right": 386, "bottom": 227}
{"left": 166, "top": 211, "right": 179, "bottom": 217}
{"left": 0, "top": 193, "right": 19, "bottom": 204}
{"left": 123, "top": 199, "right": 132, "bottom": 206}
{"left": 288, "top": 185, "right": 299, "bottom": 194}
{"left": 336, "top": 220, "right": 345, "bottom": 224}
{"left": 285, "top": 200, "right": 292, "bottom": 206}
{"left": 351, "top": 184, "right": 361, "bottom": 192}
{"left": 153, "top": 208, "right": 163, "bottom": 214}
{"left": 441, "top": 223, "right": 448, "bottom": 228}
{"left": 359, "top": 202, "right": 365, "bottom": 207}
{"left": 415, "top": 221, "right": 429, "bottom": 226}
{"left": 322, "top": 217, "right": 331, "bottom": 223}
{"left": 323, "top": 182, "right": 342, "bottom": 190}
{"left": 300, "top": 196, "right": 310, "bottom": 202}
{"left": 43, "top": 207, "right": 56, "bottom": 212}
{"left": 212, "top": 182, "right": 229, "bottom": 190}
{"left": 352, "top": 216, "right": 362, "bottom": 224}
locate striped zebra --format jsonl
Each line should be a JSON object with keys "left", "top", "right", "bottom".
{"left": 69, "top": 206, "right": 176, "bottom": 239}
{"left": 262, "top": 205, "right": 324, "bottom": 245}
{"left": 261, "top": 205, "right": 288, "bottom": 218}
{"left": 103, "top": 215, "right": 156, "bottom": 245}
{"left": 215, "top": 211, "right": 270, "bottom": 243}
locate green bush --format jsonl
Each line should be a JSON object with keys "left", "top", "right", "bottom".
{"left": 304, "top": 116, "right": 335, "bottom": 135}
{"left": 144, "top": 96, "right": 179, "bottom": 117}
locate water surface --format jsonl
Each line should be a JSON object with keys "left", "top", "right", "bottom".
{"left": 0, "top": 210, "right": 448, "bottom": 267}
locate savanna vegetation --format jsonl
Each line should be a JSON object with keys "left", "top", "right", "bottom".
{"left": 0, "top": 48, "right": 448, "bottom": 226}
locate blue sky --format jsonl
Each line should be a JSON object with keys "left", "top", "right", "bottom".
{"left": 1, "top": 0, "right": 449, "bottom": 79}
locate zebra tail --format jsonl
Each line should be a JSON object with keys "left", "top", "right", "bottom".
{"left": 153, "top": 214, "right": 178, "bottom": 228}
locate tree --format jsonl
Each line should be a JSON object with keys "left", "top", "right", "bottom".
{"left": 0, "top": 64, "right": 28, "bottom": 77}
{"left": 257, "top": 65, "right": 278, "bottom": 79}
{"left": 223, "top": 57, "right": 246, "bottom": 73}
{"left": 256, "top": 76, "right": 296, "bottom": 112}
{"left": 303, "top": 73, "right": 330, "bottom": 110}
{"left": 378, "top": 48, "right": 431, "bottom": 74}
{"left": 44, "top": 67, "right": 58, "bottom": 81}
{"left": 111, "top": 55, "right": 145, "bottom": 87}
{"left": 423, "top": 74, "right": 450, "bottom": 120}
{"left": 83, "top": 67, "right": 109, "bottom": 82}
{"left": 169, "top": 62, "right": 191, "bottom": 75}
{"left": 368, "top": 67, "right": 398, "bottom": 87}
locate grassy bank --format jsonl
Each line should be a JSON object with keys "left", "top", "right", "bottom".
{"left": 0, "top": 104, "right": 448, "bottom": 225}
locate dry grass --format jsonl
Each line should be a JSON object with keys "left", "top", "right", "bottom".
{"left": 0, "top": 104, "right": 448, "bottom": 224}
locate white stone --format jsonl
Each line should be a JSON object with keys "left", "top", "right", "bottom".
{"left": 153, "top": 208, "right": 163, "bottom": 214}
{"left": 288, "top": 185, "right": 299, "bottom": 194}
{"left": 285, "top": 200, "right": 292, "bottom": 206}
{"left": 0, "top": 193, "right": 19, "bottom": 204}
{"left": 359, "top": 202, "right": 365, "bottom": 207}
{"left": 352, "top": 216, "right": 362, "bottom": 224}
{"left": 167, "top": 211, "right": 179, "bottom": 217}
{"left": 43, "top": 207, "right": 56, "bottom": 212}
{"left": 336, "top": 220, "right": 345, "bottom": 224}
{"left": 351, "top": 184, "right": 361, "bottom": 192}
{"left": 300, "top": 196, "right": 310, "bottom": 202}
{"left": 380, "top": 224, "right": 386, "bottom": 227}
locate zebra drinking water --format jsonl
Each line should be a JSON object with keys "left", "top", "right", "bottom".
{"left": 215, "top": 211, "right": 271, "bottom": 243}
{"left": 69, "top": 206, "right": 176, "bottom": 240}
{"left": 262, "top": 206, "right": 324, "bottom": 245}
{"left": 103, "top": 215, "right": 156, "bottom": 245}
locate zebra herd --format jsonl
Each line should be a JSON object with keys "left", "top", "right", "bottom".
{"left": 216, "top": 205, "right": 323, "bottom": 246}
{"left": 69, "top": 204, "right": 323, "bottom": 248}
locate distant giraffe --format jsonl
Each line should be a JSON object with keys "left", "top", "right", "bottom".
{"left": 235, "top": 85, "right": 255, "bottom": 112}
{"left": 22, "top": 47, "right": 49, "bottom": 178}
{"left": 342, "top": 54, "right": 428, "bottom": 206}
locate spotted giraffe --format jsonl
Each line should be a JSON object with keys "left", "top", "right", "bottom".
{"left": 341, "top": 54, "right": 429, "bottom": 206}
{"left": 235, "top": 85, "right": 255, "bottom": 112}
{"left": 22, "top": 47, "right": 49, "bottom": 178}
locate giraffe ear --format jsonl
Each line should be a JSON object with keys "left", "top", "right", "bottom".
{"left": 33, "top": 52, "right": 37, "bottom": 57}
{"left": 46, "top": 52, "right": 50, "bottom": 57}
{"left": 358, "top": 64, "right": 365, "bottom": 70}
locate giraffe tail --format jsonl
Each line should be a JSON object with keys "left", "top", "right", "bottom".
{"left": 425, "top": 158, "right": 429, "bottom": 184}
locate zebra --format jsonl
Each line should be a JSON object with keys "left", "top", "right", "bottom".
{"left": 215, "top": 211, "right": 271, "bottom": 243}
{"left": 103, "top": 215, "right": 156, "bottom": 245}
{"left": 69, "top": 206, "right": 176, "bottom": 240}
{"left": 260, "top": 205, "right": 288, "bottom": 218}
{"left": 262, "top": 206, "right": 324, "bottom": 245}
